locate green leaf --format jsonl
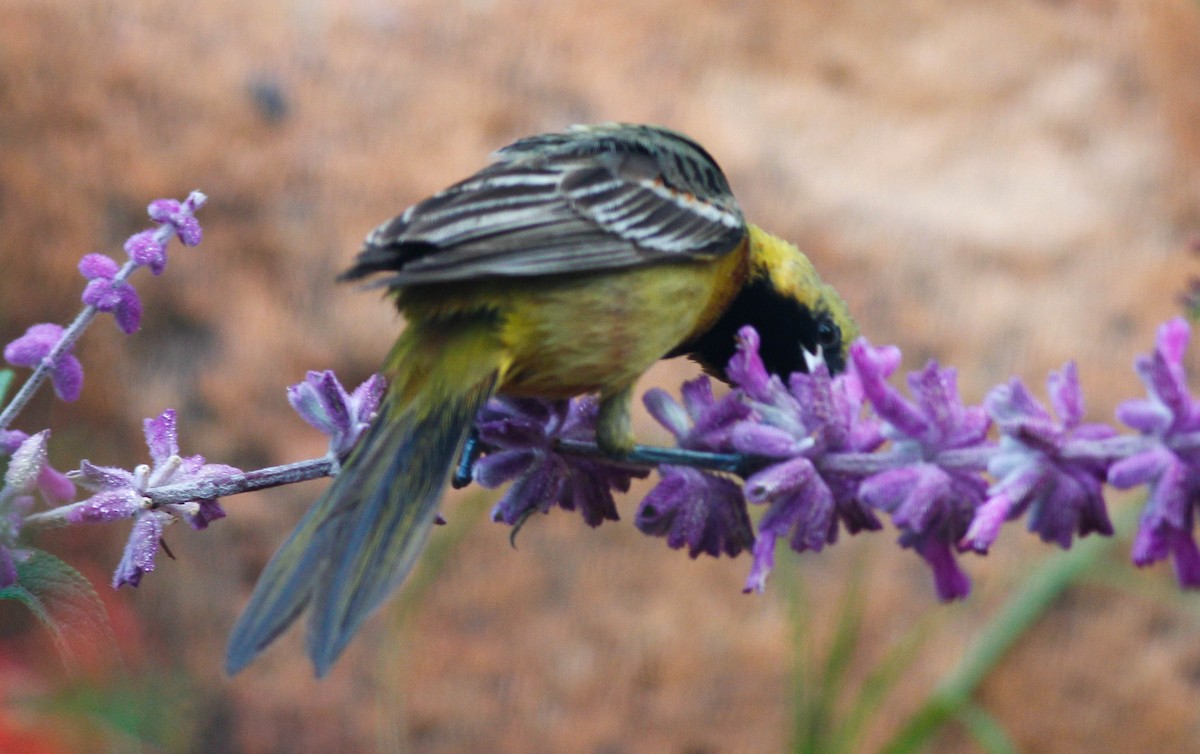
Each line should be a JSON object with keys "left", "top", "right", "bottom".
{"left": 0, "top": 368, "right": 14, "bottom": 407}
{"left": 957, "top": 702, "right": 1019, "bottom": 754}
{"left": 0, "top": 548, "right": 116, "bottom": 671}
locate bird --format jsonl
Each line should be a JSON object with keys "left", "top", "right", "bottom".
{"left": 226, "top": 122, "right": 857, "bottom": 675}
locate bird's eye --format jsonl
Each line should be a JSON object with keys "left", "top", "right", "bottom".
{"left": 816, "top": 316, "right": 840, "bottom": 350}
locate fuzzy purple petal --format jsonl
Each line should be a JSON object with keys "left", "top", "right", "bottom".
{"left": 679, "top": 377, "right": 717, "bottom": 422}
{"left": 1108, "top": 448, "right": 1172, "bottom": 489}
{"left": 185, "top": 499, "right": 227, "bottom": 530}
{"left": 727, "top": 327, "right": 773, "bottom": 400}
{"left": 636, "top": 466, "right": 751, "bottom": 558}
{"left": 66, "top": 489, "right": 144, "bottom": 524}
{"left": 76, "top": 460, "right": 137, "bottom": 491}
{"left": 731, "top": 423, "right": 812, "bottom": 459}
{"left": 1169, "top": 531, "right": 1200, "bottom": 587}
{"left": 50, "top": 354, "right": 83, "bottom": 402}
{"left": 473, "top": 449, "right": 537, "bottom": 488}
{"left": 113, "top": 285, "right": 142, "bottom": 334}
{"left": 962, "top": 493, "right": 1013, "bottom": 553}
{"left": 745, "top": 456, "right": 820, "bottom": 503}
{"left": 1047, "top": 362, "right": 1084, "bottom": 428}
{"left": 4, "top": 323, "right": 61, "bottom": 367}
{"left": 852, "top": 347, "right": 928, "bottom": 438}
{"left": 758, "top": 478, "right": 836, "bottom": 555}
{"left": 82, "top": 278, "right": 122, "bottom": 310}
{"left": 172, "top": 216, "right": 203, "bottom": 247}
{"left": 78, "top": 252, "right": 120, "bottom": 279}
{"left": 37, "top": 464, "right": 75, "bottom": 505}
{"left": 643, "top": 388, "right": 691, "bottom": 441}
{"left": 112, "top": 510, "right": 170, "bottom": 588}
{"left": 1116, "top": 399, "right": 1173, "bottom": 435}
{"left": 919, "top": 538, "right": 972, "bottom": 601}
{"left": 558, "top": 466, "right": 622, "bottom": 527}
{"left": 3, "top": 323, "right": 85, "bottom": 400}
{"left": 348, "top": 374, "right": 385, "bottom": 422}
{"left": 147, "top": 199, "right": 183, "bottom": 222}
{"left": 490, "top": 461, "right": 562, "bottom": 526}
{"left": 0, "top": 430, "right": 28, "bottom": 455}
{"left": 288, "top": 370, "right": 351, "bottom": 437}
{"left": 124, "top": 230, "right": 167, "bottom": 275}
{"left": 143, "top": 409, "right": 180, "bottom": 464}
{"left": 743, "top": 532, "right": 778, "bottom": 594}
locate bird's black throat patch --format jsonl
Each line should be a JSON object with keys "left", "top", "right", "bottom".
{"left": 673, "top": 275, "right": 844, "bottom": 381}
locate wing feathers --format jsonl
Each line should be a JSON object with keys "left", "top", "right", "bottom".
{"left": 347, "top": 124, "right": 746, "bottom": 286}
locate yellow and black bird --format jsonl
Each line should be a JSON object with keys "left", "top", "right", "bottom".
{"left": 226, "top": 123, "right": 857, "bottom": 675}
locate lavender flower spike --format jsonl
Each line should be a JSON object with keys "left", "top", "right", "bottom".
{"left": 853, "top": 339, "right": 993, "bottom": 601}
{"left": 1110, "top": 317, "right": 1200, "bottom": 587}
{"left": 966, "top": 362, "right": 1115, "bottom": 553}
{"left": 47, "top": 409, "right": 240, "bottom": 588}
{"left": 473, "top": 396, "right": 646, "bottom": 531}
{"left": 288, "top": 371, "right": 385, "bottom": 460}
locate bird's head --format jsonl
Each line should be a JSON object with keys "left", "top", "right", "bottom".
{"left": 685, "top": 224, "right": 857, "bottom": 380}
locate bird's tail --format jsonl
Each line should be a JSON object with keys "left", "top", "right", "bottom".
{"left": 226, "top": 320, "right": 504, "bottom": 676}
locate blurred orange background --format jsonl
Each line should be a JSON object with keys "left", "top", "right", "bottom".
{"left": 3, "top": 1, "right": 1200, "bottom": 752}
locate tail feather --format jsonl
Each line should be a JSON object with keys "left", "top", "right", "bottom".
{"left": 226, "top": 328, "right": 501, "bottom": 676}
{"left": 224, "top": 499, "right": 334, "bottom": 669}
{"left": 306, "top": 378, "right": 495, "bottom": 672}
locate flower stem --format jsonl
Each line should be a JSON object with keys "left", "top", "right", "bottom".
{"left": 22, "top": 456, "right": 337, "bottom": 531}
{"left": 145, "top": 456, "right": 336, "bottom": 505}
{"left": 553, "top": 438, "right": 753, "bottom": 475}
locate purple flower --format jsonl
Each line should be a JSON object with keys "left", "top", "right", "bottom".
{"left": 644, "top": 375, "right": 750, "bottom": 453}
{"left": 122, "top": 190, "right": 207, "bottom": 276}
{"left": 3, "top": 323, "right": 83, "bottom": 402}
{"left": 79, "top": 253, "right": 141, "bottom": 334}
{"left": 124, "top": 230, "right": 168, "bottom": 276}
{"left": 148, "top": 193, "right": 205, "bottom": 247}
{"left": 474, "top": 397, "right": 647, "bottom": 529}
{"left": 853, "top": 339, "right": 992, "bottom": 601}
{"left": 638, "top": 377, "right": 755, "bottom": 558}
{"left": 964, "top": 363, "right": 1116, "bottom": 553}
{"left": 742, "top": 456, "right": 834, "bottom": 593}
{"left": 1110, "top": 318, "right": 1200, "bottom": 586}
{"left": 724, "top": 327, "right": 883, "bottom": 592}
{"left": 636, "top": 465, "right": 753, "bottom": 559}
{"left": 63, "top": 409, "right": 240, "bottom": 587}
{"left": 288, "top": 371, "right": 385, "bottom": 459}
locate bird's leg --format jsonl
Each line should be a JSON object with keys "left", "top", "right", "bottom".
{"left": 451, "top": 426, "right": 482, "bottom": 488}
{"left": 596, "top": 384, "right": 636, "bottom": 455}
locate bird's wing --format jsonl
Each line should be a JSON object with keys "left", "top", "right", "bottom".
{"left": 341, "top": 124, "right": 746, "bottom": 286}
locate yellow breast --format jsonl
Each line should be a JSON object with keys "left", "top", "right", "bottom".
{"left": 396, "top": 241, "right": 748, "bottom": 400}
